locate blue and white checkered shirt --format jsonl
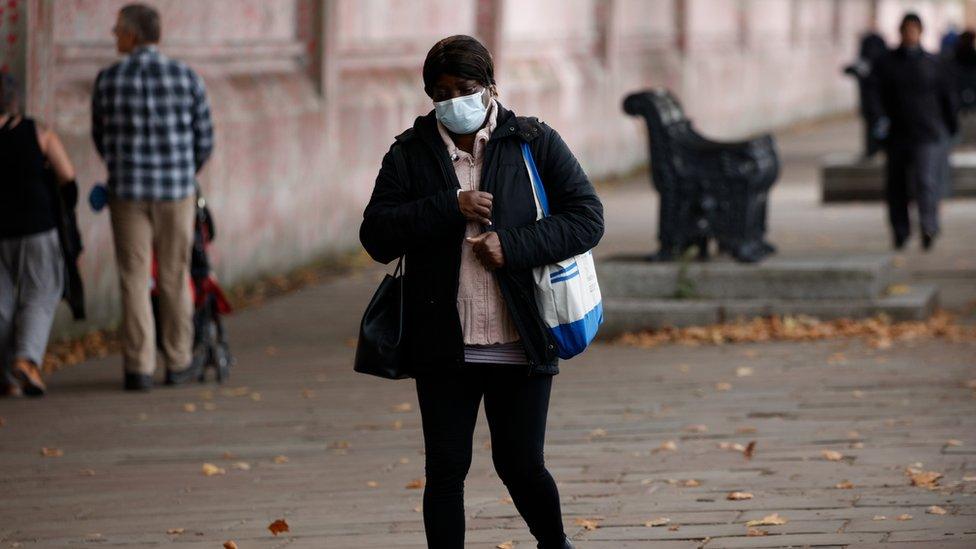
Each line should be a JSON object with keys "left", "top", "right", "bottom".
{"left": 92, "top": 46, "right": 214, "bottom": 201}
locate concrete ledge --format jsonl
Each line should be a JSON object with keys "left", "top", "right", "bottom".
{"left": 598, "top": 255, "right": 894, "bottom": 300}
{"left": 600, "top": 284, "right": 939, "bottom": 337}
{"left": 821, "top": 151, "right": 976, "bottom": 202}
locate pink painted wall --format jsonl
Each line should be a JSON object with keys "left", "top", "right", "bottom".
{"left": 14, "top": 0, "right": 969, "bottom": 333}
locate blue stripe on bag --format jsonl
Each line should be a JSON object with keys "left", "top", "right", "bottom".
{"left": 521, "top": 142, "right": 550, "bottom": 216}
{"left": 550, "top": 269, "right": 580, "bottom": 284}
{"left": 549, "top": 302, "right": 604, "bottom": 360}
{"left": 549, "top": 261, "right": 578, "bottom": 278}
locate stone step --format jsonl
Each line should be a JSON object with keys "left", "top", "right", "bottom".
{"left": 598, "top": 255, "right": 894, "bottom": 300}
{"left": 820, "top": 151, "right": 976, "bottom": 202}
{"left": 599, "top": 284, "right": 939, "bottom": 337}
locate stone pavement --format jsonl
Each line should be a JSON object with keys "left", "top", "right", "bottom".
{"left": 2, "top": 116, "right": 976, "bottom": 548}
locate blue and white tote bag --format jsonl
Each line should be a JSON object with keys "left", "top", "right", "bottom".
{"left": 520, "top": 142, "right": 603, "bottom": 359}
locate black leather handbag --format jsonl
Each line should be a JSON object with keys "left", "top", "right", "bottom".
{"left": 354, "top": 257, "right": 410, "bottom": 379}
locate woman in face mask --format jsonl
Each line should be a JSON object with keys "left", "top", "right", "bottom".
{"left": 360, "top": 35, "right": 603, "bottom": 549}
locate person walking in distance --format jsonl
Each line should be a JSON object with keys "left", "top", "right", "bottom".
{"left": 92, "top": 4, "right": 214, "bottom": 391}
{"left": 871, "top": 13, "right": 959, "bottom": 251}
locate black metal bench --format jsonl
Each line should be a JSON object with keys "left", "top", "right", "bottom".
{"left": 623, "top": 89, "right": 779, "bottom": 263}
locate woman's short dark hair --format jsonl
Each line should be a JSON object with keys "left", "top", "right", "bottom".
{"left": 423, "top": 35, "right": 496, "bottom": 95}
{"left": 0, "top": 72, "right": 21, "bottom": 114}
{"left": 900, "top": 12, "right": 923, "bottom": 32}
{"left": 119, "top": 3, "right": 161, "bottom": 44}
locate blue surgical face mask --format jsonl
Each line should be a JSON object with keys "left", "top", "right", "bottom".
{"left": 434, "top": 89, "right": 489, "bottom": 134}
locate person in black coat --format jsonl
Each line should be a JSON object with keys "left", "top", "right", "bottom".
{"left": 844, "top": 32, "right": 889, "bottom": 158}
{"left": 870, "top": 13, "right": 959, "bottom": 250}
{"left": 360, "top": 35, "right": 602, "bottom": 549}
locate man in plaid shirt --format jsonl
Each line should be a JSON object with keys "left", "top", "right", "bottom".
{"left": 92, "top": 3, "right": 214, "bottom": 391}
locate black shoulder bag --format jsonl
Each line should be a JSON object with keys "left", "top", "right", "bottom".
{"left": 353, "top": 146, "right": 410, "bottom": 379}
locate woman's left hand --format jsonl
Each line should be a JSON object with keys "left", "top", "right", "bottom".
{"left": 466, "top": 232, "right": 505, "bottom": 270}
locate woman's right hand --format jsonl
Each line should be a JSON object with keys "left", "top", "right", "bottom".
{"left": 458, "top": 190, "right": 493, "bottom": 226}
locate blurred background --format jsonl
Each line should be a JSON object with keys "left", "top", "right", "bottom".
{"left": 1, "top": 0, "right": 973, "bottom": 333}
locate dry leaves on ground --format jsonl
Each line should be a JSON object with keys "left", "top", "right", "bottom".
{"left": 896, "top": 514, "right": 913, "bottom": 521}
{"left": 615, "top": 311, "right": 976, "bottom": 349}
{"left": 273, "top": 455, "right": 289, "bottom": 464}
{"left": 573, "top": 518, "right": 601, "bottom": 531}
{"left": 201, "top": 463, "right": 226, "bottom": 476}
{"left": 166, "top": 528, "right": 184, "bottom": 535}
{"left": 405, "top": 478, "right": 424, "bottom": 489}
{"left": 727, "top": 491, "right": 754, "bottom": 500}
{"left": 746, "top": 513, "right": 788, "bottom": 527}
{"left": 747, "top": 527, "right": 768, "bottom": 536}
{"left": 645, "top": 517, "right": 671, "bottom": 527}
{"left": 268, "top": 519, "right": 289, "bottom": 535}
{"left": 822, "top": 449, "right": 844, "bottom": 461}
{"left": 907, "top": 467, "right": 943, "bottom": 489}
{"left": 182, "top": 403, "right": 197, "bottom": 413}
{"left": 927, "top": 505, "right": 948, "bottom": 515}
{"left": 391, "top": 402, "right": 413, "bottom": 412}
{"left": 653, "top": 440, "right": 678, "bottom": 453}
{"left": 496, "top": 542, "right": 515, "bottom": 549}
{"left": 835, "top": 480, "right": 854, "bottom": 489}
{"left": 715, "top": 382, "right": 733, "bottom": 391}
{"left": 40, "top": 447, "right": 63, "bottom": 457}
{"left": 223, "top": 541, "right": 238, "bottom": 549}
{"left": 744, "top": 441, "right": 757, "bottom": 459}
{"left": 681, "top": 479, "right": 701, "bottom": 487}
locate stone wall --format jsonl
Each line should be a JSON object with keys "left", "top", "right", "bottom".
{"left": 10, "top": 0, "right": 971, "bottom": 333}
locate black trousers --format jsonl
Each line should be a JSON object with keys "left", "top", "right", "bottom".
{"left": 885, "top": 140, "right": 949, "bottom": 241}
{"left": 415, "top": 366, "right": 565, "bottom": 549}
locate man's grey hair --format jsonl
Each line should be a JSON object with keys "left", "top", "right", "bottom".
{"left": 119, "top": 3, "right": 161, "bottom": 44}
{"left": 0, "top": 72, "right": 21, "bottom": 115}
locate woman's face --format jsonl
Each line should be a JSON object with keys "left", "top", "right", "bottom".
{"left": 428, "top": 74, "right": 487, "bottom": 104}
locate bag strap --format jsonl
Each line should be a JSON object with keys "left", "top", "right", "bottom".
{"left": 520, "top": 142, "right": 550, "bottom": 218}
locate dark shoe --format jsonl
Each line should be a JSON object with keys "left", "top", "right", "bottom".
{"left": 165, "top": 359, "right": 203, "bottom": 386}
{"left": 893, "top": 234, "right": 909, "bottom": 250}
{"left": 13, "top": 360, "right": 46, "bottom": 397}
{"left": 1, "top": 382, "right": 23, "bottom": 398}
{"left": 538, "top": 536, "right": 574, "bottom": 549}
{"left": 922, "top": 232, "right": 936, "bottom": 251}
{"left": 124, "top": 373, "right": 153, "bottom": 392}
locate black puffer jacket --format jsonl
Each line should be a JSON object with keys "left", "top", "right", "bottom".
{"left": 360, "top": 103, "right": 604, "bottom": 376}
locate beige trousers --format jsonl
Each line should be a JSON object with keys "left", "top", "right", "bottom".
{"left": 109, "top": 197, "right": 195, "bottom": 375}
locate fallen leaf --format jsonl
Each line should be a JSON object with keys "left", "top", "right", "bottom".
{"left": 681, "top": 479, "right": 700, "bottom": 487}
{"left": 746, "top": 513, "right": 787, "bottom": 526}
{"left": 573, "top": 518, "right": 601, "bottom": 530}
{"left": 391, "top": 402, "right": 413, "bottom": 412}
{"left": 80, "top": 469, "right": 96, "bottom": 476}
{"left": 392, "top": 419, "right": 403, "bottom": 430}
{"left": 744, "top": 441, "right": 756, "bottom": 459}
{"left": 653, "top": 440, "right": 677, "bottom": 453}
{"left": 223, "top": 541, "right": 238, "bottom": 549}
{"left": 590, "top": 428, "right": 608, "bottom": 438}
{"left": 747, "top": 527, "right": 768, "bottom": 536}
{"left": 684, "top": 424, "right": 708, "bottom": 433}
{"left": 736, "top": 366, "right": 754, "bottom": 377}
{"left": 835, "top": 480, "right": 854, "bottom": 489}
{"left": 946, "top": 439, "right": 963, "bottom": 446}
{"left": 366, "top": 480, "right": 379, "bottom": 488}
{"left": 822, "top": 449, "right": 844, "bottom": 461}
{"left": 166, "top": 528, "right": 185, "bottom": 535}
{"left": 182, "top": 403, "right": 197, "bottom": 413}
{"left": 873, "top": 515, "right": 886, "bottom": 521}
{"left": 405, "top": 478, "right": 424, "bottom": 489}
{"left": 413, "top": 505, "right": 422, "bottom": 512}
{"left": 907, "top": 468, "right": 942, "bottom": 488}
{"left": 926, "top": 505, "right": 948, "bottom": 515}
{"left": 232, "top": 461, "right": 251, "bottom": 471}
{"left": 40, "top": 447, "right": 63, "bottom": 457}
{"left": 727, "top": 491, "right": 753, "bottom": 500}
{"left": 273, "top": 455, "right": 289, "bottom": 464}
{"left": 896, "top": 513, "right": 913, "bottom": 521}
{"left": 497, "top": 542, "right": 514, "bottom": 549}
{"left": 715, "top": 382, "right": 732, "bottom": 391}
{"left": 268, "top": 519, "right": 289, "bottom": 535}
{"left": 201, "top": 463, "right": 226, "bottom": 476}
{"left": 667, "top": 524, "right": 680, "bottom": 531}
{"left": 645, "top": 517, "right": 671, "bottom": 527}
